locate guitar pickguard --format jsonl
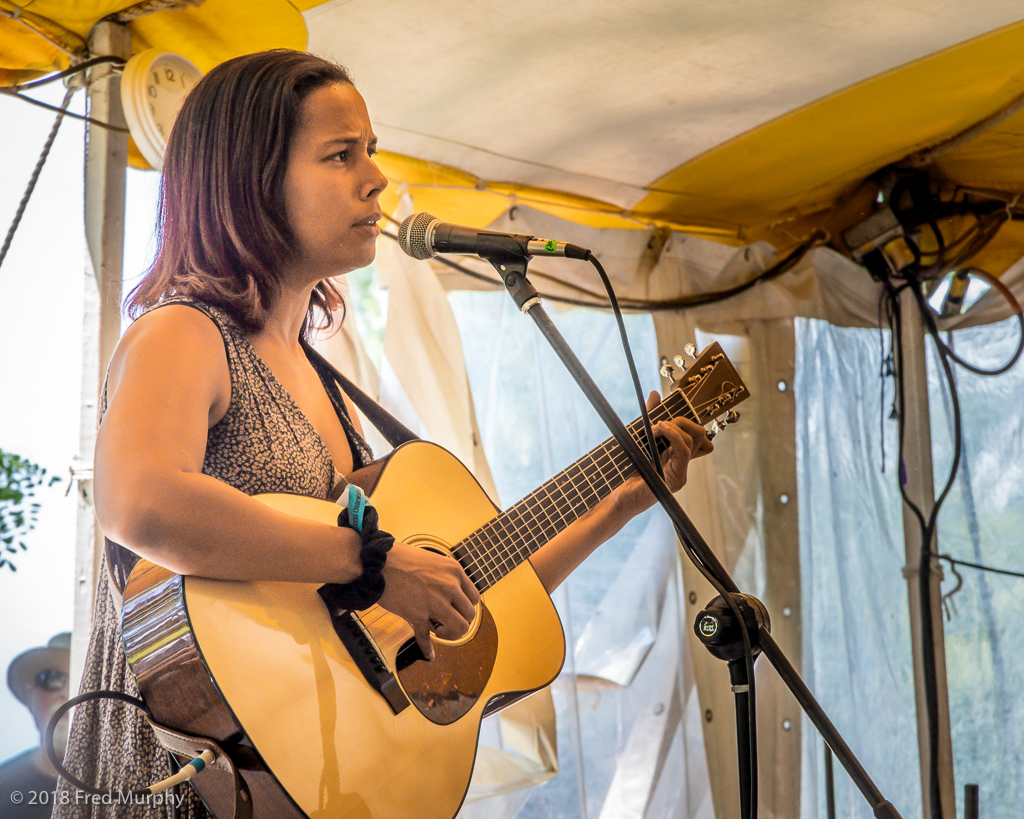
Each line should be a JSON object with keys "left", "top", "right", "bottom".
{"left": 395, "top": 601, "right": 498, "bottom": 725}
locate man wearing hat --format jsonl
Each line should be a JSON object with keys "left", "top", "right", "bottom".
{"left": 0, "top": 633, "right": 71, "bottom": 818}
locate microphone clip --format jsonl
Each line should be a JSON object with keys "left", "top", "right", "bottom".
{"left": 486, "top": 253, "right": 540, "bottom": 312}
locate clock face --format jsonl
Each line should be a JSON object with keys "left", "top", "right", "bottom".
{"left": 121, "top": 50, "right": 203, "bottom": 170}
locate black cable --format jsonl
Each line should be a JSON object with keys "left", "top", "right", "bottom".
{"left": 582, "top": 254, "right": 760, "bottom": 817}
{"left": 877, "top": 285, "right": 896, "bottom": 474}
{"left": 380, "top": 228, "right": 823, "bottom": 313}
{"left": 45, "top": 691, "right": 154, "bottom": 796}
{"left": 0, "top": 87, "right": 130, "bottom": 132}
{"left": 166, "top": 752, "right": 183, "bottom": 819}
{"left": 938, "top": 554, "right": 1024, "bottom": 580}
{"left": 935, "top": 269, "right": 1024, "bottom": 377}
{"left": 586, "top": 253, "right": 663, "bottom": 473}
{"left": 940, "top": 316, "right": 1024, "bottom": 376}
{"left": 875, "top": 186, "right": 1022, "bottom": 819}
{"left": 629, "top": 231, "right": 824, "bottom": 310}
{"left": 890, "top": 267, "right": 1005, "bottom": 819}
{"left": 0, "top": 86, "right": 74, "bottom": 273}
{"left": 912, "top": 282, "right": 964, "bottom": 544}
{"left": 888, "top": 285, "right": 929, "bottom": 533}
{"left": 914, "top": 281, "right": 962, "bottom": 819}
{"left": 6, "top": 55, "right": 126, "bottom": 91}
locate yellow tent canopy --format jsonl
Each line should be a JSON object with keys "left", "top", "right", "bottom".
{"left": 0, "top": 0, "right": 313, "bottom": 81}
{"left": 4, "top": 1, "right": 1024, "bottom": 274}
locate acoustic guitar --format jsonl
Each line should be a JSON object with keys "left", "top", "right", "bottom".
{"left": 120, "top": 342, "right": 748, "bottom": 819}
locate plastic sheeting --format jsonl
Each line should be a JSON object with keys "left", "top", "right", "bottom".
{"left": 446, "top": 288, "right": 712, "bottom": 819}
{"left": 795, "top": 319, "right": 922, "bottom": 818}
{"left": 926, "top": 318, "right": 1024, "bottom": 817}
{"left": 794, "top": 316, "right": 1024, "bottom": 818}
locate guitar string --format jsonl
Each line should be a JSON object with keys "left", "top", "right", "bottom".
{"left": 463, "top": 401, "right": 669, "bottom": 589}
{"left": 468, "top": 396, "right": 683, "bottom": 590}
{"left": 357, "top": 374, "right": 738, "bottom": 638}
{"left": 359, "top": 446, "right": 626, "bottom": 635}
{"left": 467, "top": 381, "right": 739, "bottom": 588}
{"left": 366, "top": 424, "right": 651, "bottom": 632}
{"left": 373, "top": 373, "right": 736, "bottom": 613}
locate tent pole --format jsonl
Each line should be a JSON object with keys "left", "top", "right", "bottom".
{"left": 895, "top": 288, "right": 956, "bottom": 819}
{"left": 70, "top": 21, "right": 130, "bottom": 692}
{"left": 749, "top": 319, "right": 802, "bottom": 818}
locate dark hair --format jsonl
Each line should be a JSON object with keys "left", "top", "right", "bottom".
{"left": 127, "top": 50, "right": 353, "bottom": 334}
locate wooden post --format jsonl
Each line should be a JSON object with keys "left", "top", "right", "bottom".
{"left": 750, "top": 318, "right": 802, "bottom": 818}
{"left": 70, "top": 21, "right": 130, "bottom": 691}
{"left": 896, "top": 290, "right": 956, "bottom": 819}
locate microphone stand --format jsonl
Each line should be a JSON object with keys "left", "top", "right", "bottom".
{"left": 489, "top": 251, "right": 903, "bottom": 819}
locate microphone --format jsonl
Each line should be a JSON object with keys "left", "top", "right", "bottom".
{"left": 397, "top": 212, "right": 591, "bottom": 262}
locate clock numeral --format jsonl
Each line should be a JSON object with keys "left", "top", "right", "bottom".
{"left": 165, "top": 68, "right": 176, "bottom": 82}
{"left": 156, "top": 122, "right": 165, "bottom": 136}
{"left": 151, "top": 70, "right": 160, "bottom": 85}
{"left": 149, "top": 102, "right": 156, "bottom": 116}
{"left": 147, "top": 84, "right": 157, "bottom": 98}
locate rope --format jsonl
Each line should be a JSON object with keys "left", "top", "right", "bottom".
{"left": 106, "top": 0, "right": 206, "bottom": 23}
{"left": 0, "top": 86, "right": 75, "bottom": 273}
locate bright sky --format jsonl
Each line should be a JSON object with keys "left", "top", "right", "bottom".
{"left": 0, "top": 81, "right": 159, "bottom": 760}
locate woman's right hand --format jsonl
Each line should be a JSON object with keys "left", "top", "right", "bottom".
{"left": 378, "top": 543, "right": 480, "bottom": 660}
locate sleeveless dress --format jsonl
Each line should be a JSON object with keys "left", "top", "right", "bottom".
{"left": 54, "top": 298, "right": 373, "bottom": 818}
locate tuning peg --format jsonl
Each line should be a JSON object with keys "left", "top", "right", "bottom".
{"left": 684, "top": 343, "right": 697, "bottom": 359}
{"left": 708, "top": 411, "right": 741, "bottom": 440}
{"left": 673, "top": 354, "right": 687, "bottom": 370}
{"left": 659, "top": 357, "right": 680, "bottom": 382}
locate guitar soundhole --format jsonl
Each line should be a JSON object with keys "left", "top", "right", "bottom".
{"left": 395, "top": 602, "right": 498, "bottom": 725}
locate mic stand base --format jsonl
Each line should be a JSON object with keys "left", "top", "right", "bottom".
{"left": 696, "top": 593, "right": 770, "bottom": 819}
{"left": 729, "top": 658, "right": 754, "bottom": 819}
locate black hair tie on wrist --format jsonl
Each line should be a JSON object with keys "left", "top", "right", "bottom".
{"left": 318, "top": 504, "right": 395, "bottom": 611}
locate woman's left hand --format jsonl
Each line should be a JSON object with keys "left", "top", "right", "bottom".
{"left": 616, "top": 390, "right": 714, "bottom": 517}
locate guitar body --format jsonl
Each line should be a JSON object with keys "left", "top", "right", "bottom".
{"left": 121, "top": 441, "right": 566, "bottom": 819}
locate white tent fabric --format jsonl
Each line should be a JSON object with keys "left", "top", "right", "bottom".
{"left": 796, "top": 315, "right": 1024, "bottom": 819}
{"left": 304, "top": 0, "right": 1024, "bottom": 216}
{"left": 373, "top": 197, "right": 498, "bottom": 499}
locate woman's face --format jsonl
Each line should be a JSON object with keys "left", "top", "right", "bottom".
{"left": 281, "top": 82, "right": 387, "bottom": 283}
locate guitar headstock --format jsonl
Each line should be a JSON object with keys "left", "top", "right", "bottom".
{"left": 660, "top": 342, "right": 750, "bottom": 436}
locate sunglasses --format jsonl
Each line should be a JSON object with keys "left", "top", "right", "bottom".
{"left": 35, "top": 669, "right": 69, "bottom": 692}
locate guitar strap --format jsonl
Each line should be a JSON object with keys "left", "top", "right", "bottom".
{"left": 302, "top": 342, "right": 421, "bottom": 448}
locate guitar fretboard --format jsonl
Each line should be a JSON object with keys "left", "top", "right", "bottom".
{"left": 450, "top": 389, "right": 695, "bottom": 593}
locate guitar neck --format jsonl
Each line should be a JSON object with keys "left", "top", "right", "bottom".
{"left": 450, "top": 389, "right": 695, "bottom": 593}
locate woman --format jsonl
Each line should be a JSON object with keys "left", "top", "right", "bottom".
{"left": 57, "top": 50, "right": 710, "bottom": 818}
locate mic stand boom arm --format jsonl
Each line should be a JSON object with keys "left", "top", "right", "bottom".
{"left": 492, "top": 252, "right": 902, "bottom": 819}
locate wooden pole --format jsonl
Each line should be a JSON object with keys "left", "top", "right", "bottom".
{"left": 70, "top": 21, "right": 130, "bottom": 691}
{"left": 896, "top": 289, "right": 956, "bottom": 819}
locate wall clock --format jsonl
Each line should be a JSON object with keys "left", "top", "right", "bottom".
{"left": 120, "top": 49, "right": 203, "bottom": 170}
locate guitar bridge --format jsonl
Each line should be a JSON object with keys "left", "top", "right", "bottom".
{"left": 318, "top": 587, "right": 410, "bottom": 715}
